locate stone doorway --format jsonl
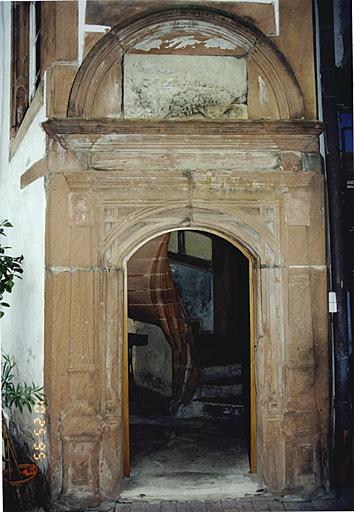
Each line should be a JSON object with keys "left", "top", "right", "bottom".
{"left": 122, "top": 230, "right": 256, "bottom": 500}
{"left": 43, "top": 118, "right": 328, "bottom": 505}
{"left": 40, "top": 6, "right": 329, "bottom": 505}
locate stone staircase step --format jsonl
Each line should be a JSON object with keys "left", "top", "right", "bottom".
{"left": 202, "top": 401, "right": 245, "bottom": 418}
{"left": 204, "top": 375, "right": 243, "bottom": 386}
{"left": 202, "top": 364, "right": 242, "bottom": 383}
{"left": 198, "top": 395, "right": 244, "bottom": 405}
{"left": 198, "top": 383, "right": 243, "bottom": 399}
{"left": 177, "top": 399, "right": 245, "bottom": 419}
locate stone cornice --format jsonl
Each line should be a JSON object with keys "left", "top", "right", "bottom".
{"left": 44, "top": 118, "right": 323, "bottom": 138}
{"left": 19, "top": 119, "right": 323, "bottom": 188}
{"left": 43, "top": 118, "right": 323, "bottom": 153}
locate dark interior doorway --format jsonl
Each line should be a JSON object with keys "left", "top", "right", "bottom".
{"left": 122, "top": 230, "right": 256, "bottom": 500}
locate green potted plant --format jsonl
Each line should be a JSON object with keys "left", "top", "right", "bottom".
{"left": 1, "top": 220, "right": 46, "bottom": 510}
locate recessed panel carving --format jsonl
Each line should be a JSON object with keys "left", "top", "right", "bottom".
{"left": 69, "top": 192, "right": 92, "bottom": 226}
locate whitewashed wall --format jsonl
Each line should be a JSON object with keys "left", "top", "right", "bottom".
{"left": 0, "top": 2, "right": 46, "bottom": 452}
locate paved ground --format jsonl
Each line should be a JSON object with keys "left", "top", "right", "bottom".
{"left": 32, "top": 489, "right": 354, "bottom": 512}
{"left": 89, "top": 496, "right": 354, "bottom": 512}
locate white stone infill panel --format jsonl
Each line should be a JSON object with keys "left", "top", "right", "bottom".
{"left": 124, "top": 55, "right": 248, "bottom": 120}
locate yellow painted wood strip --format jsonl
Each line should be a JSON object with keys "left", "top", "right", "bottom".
{"left": 249, "top": 259, "right": 257, "bottom": 473}
{"left": 123, "top": 268, "right": 130, "bottom": 477}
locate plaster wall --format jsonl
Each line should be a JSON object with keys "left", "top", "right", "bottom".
{"left": 130, "top": 319, "right": 173, "bottom": 398}
{"left": 0, "top": 3, "right": 46, "bottom": 453}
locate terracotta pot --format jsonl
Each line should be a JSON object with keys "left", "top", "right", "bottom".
{"left": 3, "top": 463, "right": 41, "bottom": 511}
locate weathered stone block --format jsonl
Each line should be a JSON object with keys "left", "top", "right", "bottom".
{"left": 46, "top": 174, "right": 71, "bottom": 267}
{"left": 85, "top": 1, "right": 277, "bottom": 37}
{"left": 92, "top": 62, "right": 122, "bottom": 118}
{"left": 61, "top": 432, "right": 101, "bottom": 499}
{"left": 282, "top": 151, "right": 303, "bottom": 172}
{"left": 286, "top": 226, "right": 309, "bottom": 266}
{"left": 124, "top": 55, "right": 248, "bottom": 120}
{"left": 284, "top": 192, "right": 311, "bottom": 226}
{"left": 46, "top": 64, "right": 78, "bottom": 118}
{"left": 287, "top": 269, "right": 314, "bottom": 365}
{"left": 302, "top": 153, "right": 322, "bottom": 173}
{"left": 83, "top": 32, "right": 104, "bottom": 59}
{"left": 41, "top": 1, "right": 78, "bottom": 68}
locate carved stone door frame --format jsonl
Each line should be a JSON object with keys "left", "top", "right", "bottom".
{"left": 42, "top": 119, "right": 328, "bottom": 506}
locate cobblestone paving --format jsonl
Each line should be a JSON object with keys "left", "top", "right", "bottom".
{"left": 47, "top": 495, "right": 354, "bottom": 512}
